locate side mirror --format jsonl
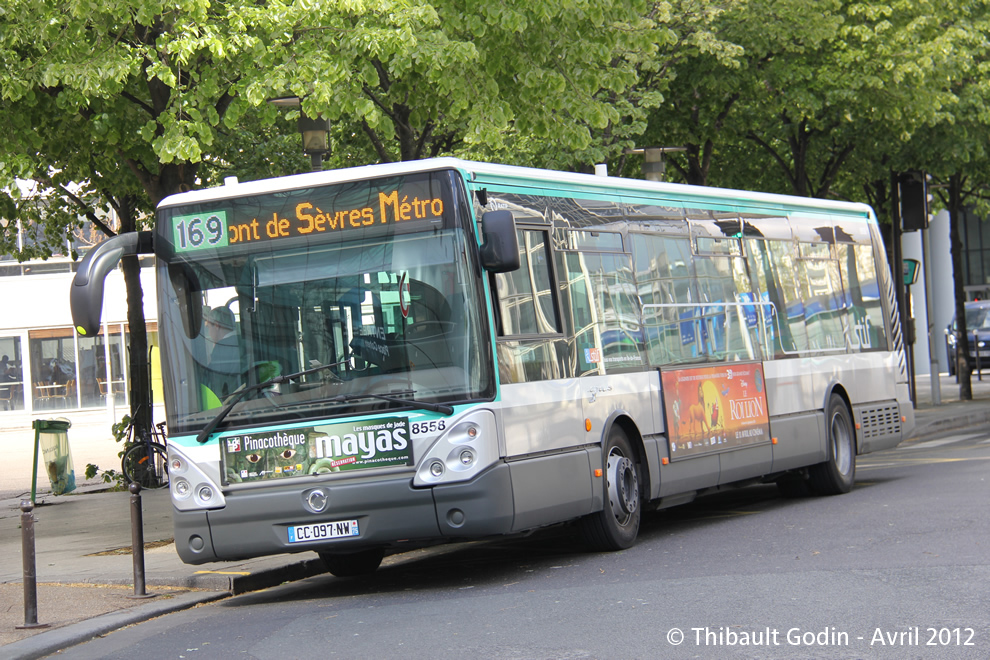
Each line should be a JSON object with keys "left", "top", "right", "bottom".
{"left": 479, "top": 210, "right": 520, "bottom": 273}
{"left": 71, "top": 232, "right": 154, "bottom": 336}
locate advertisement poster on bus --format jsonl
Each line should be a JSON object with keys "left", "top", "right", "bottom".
{"left": 220, "top": 416, "right": 413, "bottom": 484}
{"left": 661, "top": 363, "right": 770, "bottom": 460}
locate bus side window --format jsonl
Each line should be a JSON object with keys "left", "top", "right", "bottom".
{"left": 492, "top": 229, "right": 565, "bottom": 383}
{"left": 493, "top": 229, "right": 559, "bottom": 336}
{"left": 837, "top": 243, "right": 888, "bottom": 351}
{"left": 765, "top": 239, "right": 808, "bottom": 353}
{"left": 559, "top": 250, "right": 643, "bottom": 372}
{"left": 557, "top": 251, "right": 600, "bottom": 376}
{"left": 631, "top": 233, "right": 700, "bottom": 366}
{"left": 796, "top": 243, "right": 845, "bottom": 352}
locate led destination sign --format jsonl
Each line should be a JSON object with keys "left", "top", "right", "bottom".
{"left": 170, "top": 178, "right": 448, "bottom": 254}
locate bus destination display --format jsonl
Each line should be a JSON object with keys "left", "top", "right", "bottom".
{"left": 171, "top": 184, "right": 445, "bottom": 253}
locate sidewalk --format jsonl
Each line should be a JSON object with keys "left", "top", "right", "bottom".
{"left": 2, "top": 372, "right": 989, "bottom": 659}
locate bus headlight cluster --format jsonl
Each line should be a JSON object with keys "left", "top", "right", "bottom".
{"left": 168, "top": 445, "right": 226, "bottom": 511}
{"left": 414, "top": 411, "right": 498, "bottom": 487}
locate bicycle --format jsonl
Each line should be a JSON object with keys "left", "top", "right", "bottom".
{"left": 121, "top": 418, "right": 169, "bottom": 489}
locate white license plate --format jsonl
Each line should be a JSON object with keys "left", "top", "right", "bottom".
{"left": 287, "top": 519, "right": 360, "bottom": 544}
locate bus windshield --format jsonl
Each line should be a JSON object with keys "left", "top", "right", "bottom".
{"left": 158, "top": 227, "right": 492, "bottom": 436}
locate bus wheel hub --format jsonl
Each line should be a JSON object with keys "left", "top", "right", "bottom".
{"left": 608, "top": 454, "right": 638, "bottom": 518}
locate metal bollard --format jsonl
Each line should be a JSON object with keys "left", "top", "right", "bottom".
{"left": 127, "top": 483, "right": 156, "bottom": 599}
{"left": 15, "top": 500, "right": 49, "bottom": 630}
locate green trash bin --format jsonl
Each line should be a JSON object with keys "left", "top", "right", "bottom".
{"left": 32, "top": 419, "right": 75, "bottom": 498}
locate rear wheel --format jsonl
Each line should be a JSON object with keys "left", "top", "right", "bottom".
{"left": 319, "top": 547, "right": 385, "bottom": 577}
{"left": 808, "top": 394, "right": 856, "bottom": 495}
{"left": 578, "top": 426, "right": 642, "bottom": 551}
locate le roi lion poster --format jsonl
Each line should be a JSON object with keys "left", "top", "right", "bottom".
{"left": 661, "top": 363, "right": 771, "bottom": 460}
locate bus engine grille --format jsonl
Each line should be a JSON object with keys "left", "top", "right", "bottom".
{"left": 858, "top": 404, "right": 903, "bottom": 439}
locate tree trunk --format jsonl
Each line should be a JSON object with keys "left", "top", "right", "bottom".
{"left": 116, "top": 162, "right": 198, "bottom": 439}
{"left": 117, "top": 197, "right": 154, "bottom": 438}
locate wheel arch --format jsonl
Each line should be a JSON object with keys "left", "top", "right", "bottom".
{"left": 600, "top": 411, "right": 652, "bottom": 500}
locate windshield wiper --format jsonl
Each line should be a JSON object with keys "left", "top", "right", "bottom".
{"left": 327, "top": 391, "right": 455, "bottom": 416}
{"left": 196, "top": 359, "right": 350, "bottom": 444}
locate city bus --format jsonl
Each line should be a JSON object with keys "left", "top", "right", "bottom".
{"left": 70, "top": 158, "right": 914, "bottom": 576}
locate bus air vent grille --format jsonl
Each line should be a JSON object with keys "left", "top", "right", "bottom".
{"left": 858, "top": 404, "right": 902, "bottom": 439}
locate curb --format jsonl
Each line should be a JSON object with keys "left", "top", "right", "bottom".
{"left": 911, "top": 403, "right": 990, "bottom": 440}
{"left": 2, "top": 559, "right": 329, "bottom": 658}
{"left": 3, "top": 590, "right": 227, "bottom": 660}
{"left": 177, "top": 557, "right": 329, "bottom": 595}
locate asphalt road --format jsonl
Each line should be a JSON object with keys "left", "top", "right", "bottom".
{"left": 53, "top": 426, "right": 990, "bottom": 660}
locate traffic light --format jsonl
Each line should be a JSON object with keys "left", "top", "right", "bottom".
{"left": 899, "top": 170, "right": 931, "bottom": 231}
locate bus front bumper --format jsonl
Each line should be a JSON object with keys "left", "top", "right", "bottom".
{"left": 173, "top": 463, "right": 514, "bottom": 565}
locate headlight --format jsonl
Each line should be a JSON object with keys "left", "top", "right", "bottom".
{"left": 168, "top": 444, "right": 226, "bottom": 510}
{"left": 414, "top": 411, "right": 499, "bottom": 487}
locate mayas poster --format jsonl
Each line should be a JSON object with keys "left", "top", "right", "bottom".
{"left": 661, "top": 363, "right": 770, "bottom": 460}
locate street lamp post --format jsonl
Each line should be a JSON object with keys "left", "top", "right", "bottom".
{"left": 268, "top": 96, "right": 330, "bottom": 172}
{"left": 624, "top": 146, "right": 687, "bottom": 182}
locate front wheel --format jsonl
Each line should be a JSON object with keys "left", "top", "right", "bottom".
{"left": 808, "top": 394, "right": 856, "bottom": 495}
{"left": 578, "top": 426, "right": 642, "bottom": 551}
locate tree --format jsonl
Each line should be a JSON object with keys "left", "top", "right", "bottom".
{"left": 860, "top": 0, "right": 990, "bottom": 400}
{"left": 1, "top": 0, "right": 662, "bottom": 436}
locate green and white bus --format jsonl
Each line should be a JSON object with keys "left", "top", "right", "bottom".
{"left": 71, "top": 159, "right": 914, "bottom": 576}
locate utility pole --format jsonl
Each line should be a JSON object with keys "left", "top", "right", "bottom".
{"left": 891, "top": 170, "right": 914, "bottom": 406}
{"left": 899, "top": 170, "right": 938, "bottom": 405}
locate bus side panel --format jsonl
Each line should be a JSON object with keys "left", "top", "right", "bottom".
{"left": 840, "top": 353, "right": 902, "bottom": 410}
{"left": 763, "top": 355, "right": 897, "bottom": 418}
{"left": 496, "top": 373, "right": 660, "bottom": 459}
{"left": 507, "top": 451, "right": 594, "bottom": 532}
{"left": 497, "top": 381, "right": 587, "bottom": 457}
{"left": 718, "top": 444, "right": 773, "bottom": 485}
{"left": 657, "top": 454, "right": 720, "bottom": 498}
{"left": 768, "top": 412, "right": 825, "bottom": 472}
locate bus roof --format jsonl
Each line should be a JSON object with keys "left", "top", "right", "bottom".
{"left": 158, "top": 157, "right": 877, "bottom": 222}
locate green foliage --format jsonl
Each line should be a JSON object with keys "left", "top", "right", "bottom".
{"left": 85, "top": 463, "right": 127, "bottom": 490}
{"left": 112, "top": 414, "right": 132, "bottom": 446}
{"left": 627, "top": 0, "right": 990, "bottom": 205}
{"left": 2, "top": 0, "right": 990, "bottom": 230}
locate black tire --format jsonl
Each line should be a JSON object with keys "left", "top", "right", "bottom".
{"left": 808, "top": 395, "right": 856, "bottom": 495}
{"left": 319, "top": 547, "right": 385, "bottom": 577}
{"left": 122, "top": 442, "right": 169, "bottom": 489}
{"left": 578, "top": 426, "right": 642, "bottom": 551}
